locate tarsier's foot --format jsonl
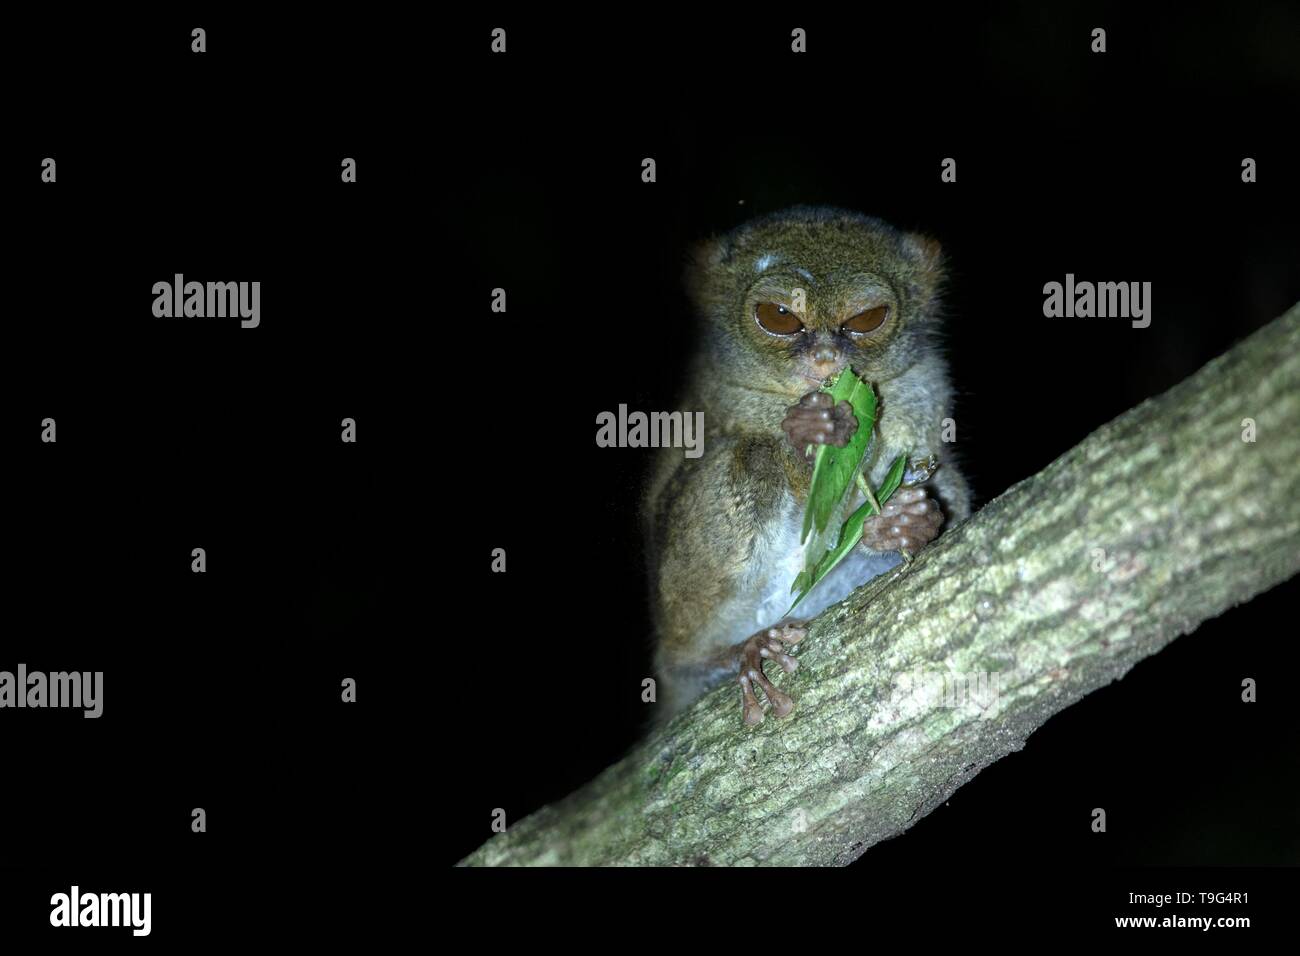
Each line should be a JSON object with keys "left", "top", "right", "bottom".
{"left": 860, "top": 486, "right": 944, "bottom": 553}
{"left": 782, "top": 391, "right": 857, "bottom": 460}
{"left": 736, "top": 622, "right": 808, "bottom": 726}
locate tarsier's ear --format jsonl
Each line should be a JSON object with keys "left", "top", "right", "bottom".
{"left": 684, "top": 236, "right": 734, "bottom": 310}
{"left": 901, "top": 232, "right": 946, "bottom": 306}
{"left": 902, "top": 232, "right": 944, "bottom": 275}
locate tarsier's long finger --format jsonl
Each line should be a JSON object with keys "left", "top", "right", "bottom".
{"left": 762, "top": 624, "right": 807, "bottom": 647}
{"left": 770, "top": 624, "right": 808, "bottom": 645}
{"left": 889, "top": 487, "right": 929, "bottom": 507}
{"left": 877, "top": 526, "right": 939, "bottom": 551}
{"left": 747, "top": 666, "right": 795, "bottom": 718}
{"left": 863, "top": 493, "right": 943, "bottom": 551}
{"left": 739, "top": 674, "right": 765, "bottom": 726}
{"left": 759, "top": 642, "right": 799, "bottom": 673}
{"left": 785, "top": 399, "right": 856, "bottom": 451}
{"left": 793, "top": 414, "right": 838, "bottom": 435}
{"left": 884, "top": 512, "right": 930, "bottom": 531}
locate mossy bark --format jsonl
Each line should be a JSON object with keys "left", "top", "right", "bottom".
{"left": 461, "top": 304, "right": 1300, "bottom": 867}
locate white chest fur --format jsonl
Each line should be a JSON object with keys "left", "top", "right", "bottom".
{"left": 723, "top": 491, "right": 902, "bottom": 649}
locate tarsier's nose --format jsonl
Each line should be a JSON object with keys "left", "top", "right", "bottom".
{"left": 808, "top": 343, "right": 846, "bottom": 380}
{"left": 812, "top": 343, "right": 840, "bottom": 364}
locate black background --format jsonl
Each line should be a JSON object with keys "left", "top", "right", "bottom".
{"left": 3, "top": 11, "right": 419, "bottom": 946}
{"left": 0, "top": 3, "right": 1296, "bottom": 944}
{"left": 449, "top": 0, "right": 1299, "bottom": 928}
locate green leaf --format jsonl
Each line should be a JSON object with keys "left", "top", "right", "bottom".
{"left": 788, "top": 453, "right": 909, "bottom": 614}
{"left": 876, "top": 452, "right": 908, "bottom": 503}
{"left": 793, "top": 371, "right": 878, "bottom": 613}
{"left": 789, "top": 569, "right": 813, "bottom": 596}
{"left": 799, "top": 369, "right": 877, "bottom": 545}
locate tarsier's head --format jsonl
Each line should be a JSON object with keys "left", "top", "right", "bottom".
{"left": 686, "top": 205, "right": 946, "bottom": 398}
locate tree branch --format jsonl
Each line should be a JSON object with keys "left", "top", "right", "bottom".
{"left": 462, "top": 304, "right": 1300, "bottom": 867}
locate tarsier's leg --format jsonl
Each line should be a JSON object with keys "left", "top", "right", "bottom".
{"left": 711, "top": 622, "right": 808, "bottom": 726}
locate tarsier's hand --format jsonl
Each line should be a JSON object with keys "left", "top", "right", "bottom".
{"left": 782, "top": 391, "right": 858, "bottom": 460}
{"left": 860, "top": 486, "right": 944, "bottom": 554}
{"left": 735, "top": 622, "right": 807, "bottom": 726}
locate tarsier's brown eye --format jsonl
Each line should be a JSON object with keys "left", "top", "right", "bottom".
{"left": 842, "top": 305, "right": 889, "bottom": 334}
{"left": 755, "top": 302, "right": 803, "bottom": 335}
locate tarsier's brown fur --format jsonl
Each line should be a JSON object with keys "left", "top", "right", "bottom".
{"left": 643, "top": 206, "right": 971, "bottom": 724}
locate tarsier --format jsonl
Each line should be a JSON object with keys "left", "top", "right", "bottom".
{"left": 644, "top": 206, "right": 971, "bottom": 725}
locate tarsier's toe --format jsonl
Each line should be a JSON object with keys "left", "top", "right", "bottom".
{"left": 766, "top": 685, "right": 795, "bottom": 718}
{"left": 766, "top": 623, "right": 808, "bottom": 646}
{"left": 758, "top": 637, "right": 800, "bottom": 674}
{"left": 739, "top": 675, "right": 766, "bottom": 725}
{"left": 742, "top": 664, "right": 794, "bottom": 718}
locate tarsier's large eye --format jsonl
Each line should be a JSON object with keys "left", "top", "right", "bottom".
{"left": 842, "top": 305, "right": 889, "bottom": 334}
{"left": 755, "top": 303, "right": 803, "bottom": 335}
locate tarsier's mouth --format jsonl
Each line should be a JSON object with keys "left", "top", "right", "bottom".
{"left": 797, "top": 365, "right": 847, "bottom": 388}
